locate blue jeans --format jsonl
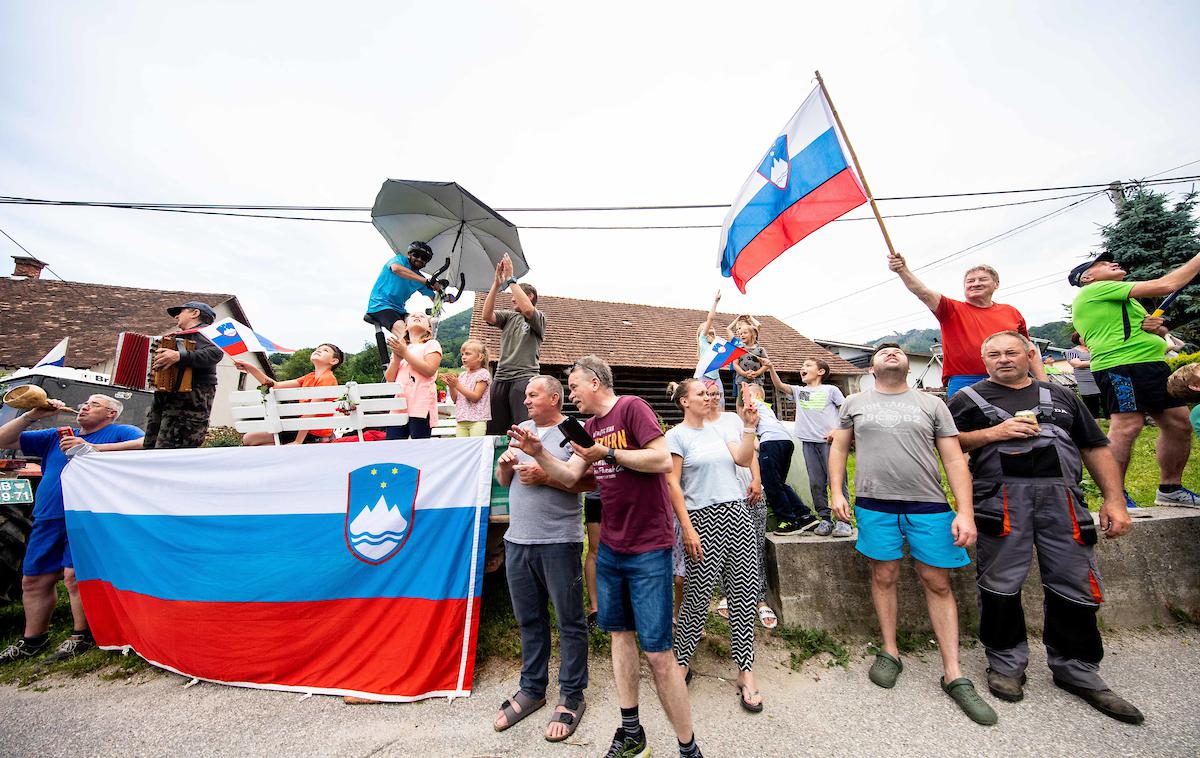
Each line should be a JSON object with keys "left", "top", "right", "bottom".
{"left": 505, "top": 541, "right": 589, "bottom": 701}
{"left": 595, "top": 544, "right": 673, "bottom": 653}
{"left": 946, "top": 374, "right": 989, "bottom": 398}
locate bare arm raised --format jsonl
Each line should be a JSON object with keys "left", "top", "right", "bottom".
{"left": 888, "top": 253, "right": 942, "bottom": 312}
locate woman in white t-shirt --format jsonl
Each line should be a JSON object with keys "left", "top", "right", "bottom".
{"left": 666, "top": 377, "right": 765, "bottom": 713}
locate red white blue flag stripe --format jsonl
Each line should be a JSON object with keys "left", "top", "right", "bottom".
{"left": 719, "top": 86, "right": 868, "bottom": 293}
{"left": 62, "top": 437, "right": 494, "bottom": 702}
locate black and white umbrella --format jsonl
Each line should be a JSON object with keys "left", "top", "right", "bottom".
{"left": 370, "top": 179, "right": 529, "bottom": 292}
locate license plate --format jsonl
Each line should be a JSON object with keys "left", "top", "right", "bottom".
{"left": 0, "top": 478, "right": 33, "bottom": 504}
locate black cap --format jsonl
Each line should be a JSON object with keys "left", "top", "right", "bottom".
{"left": 406, "top": 241, "right": 433, "bottom": 260}
{"left": 167, "top": 301, "right": 216, "bottom": 324}
{"left": 1068, "top": 252, "right": 1114, "bottom": 287}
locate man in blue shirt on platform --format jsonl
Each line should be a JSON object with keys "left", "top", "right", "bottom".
{"left": 0, "top": 394, "right": 143, "bottom": 662}
{"left": 364, "top": 241, "right": 441, "bottom": 332}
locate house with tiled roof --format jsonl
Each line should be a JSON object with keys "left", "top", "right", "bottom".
{"left": 0, "top": 256, "right": 273, "bottom": 428}
{"left": 467, "top": 292, "right": 863, "bottom": 425}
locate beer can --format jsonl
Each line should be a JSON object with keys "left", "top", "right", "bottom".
{"left": 1014, "top": 410, "right": 1040, "bottom": 430}
{"left": 57, "top": 426, "right": 74, "bottom": 440}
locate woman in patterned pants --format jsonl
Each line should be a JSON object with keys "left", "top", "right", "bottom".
{"left": 665, "top": 378, "right": 765, "bottom": 713}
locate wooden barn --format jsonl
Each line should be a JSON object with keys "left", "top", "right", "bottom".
{"left": 467, "top": 292, "right": 863, "bottom": 427}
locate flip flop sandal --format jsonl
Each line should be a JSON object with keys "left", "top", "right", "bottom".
{"left": 494, "top": 690, "right": 546, "bottom": 732}
{"left": 757, "top": 606, "right": 778, "bottom": 630}
{"left": 737, "top": 685, "right": 764, "bottom": 713}
{"left": 716, "top": 597, "right": 729, "bottom": 619}
{"left": 544, "top": 695, "right": 586, "bottom": 742}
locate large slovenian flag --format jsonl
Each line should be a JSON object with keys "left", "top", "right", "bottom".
{"left": 61, "top": 437, "right": 494, "bottom": 701}
{"left": 719, "top": 85, "right": 868, "bottom": 292}
{"left": 201, "top": 317, "right": 294, "bottom": 356}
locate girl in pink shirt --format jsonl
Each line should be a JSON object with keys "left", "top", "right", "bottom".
{"left": 385, "top": 314, "right": 442, "bottom": 439}
{"left": 445, "top": 339, "right": 492, "bottom": 437}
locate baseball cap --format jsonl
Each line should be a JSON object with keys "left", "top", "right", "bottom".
{"left": 1067, "top": 252, "right": 1115, "bottom": 287}
{"left": 166, "top": 301, "right": 216, "bottom": 324}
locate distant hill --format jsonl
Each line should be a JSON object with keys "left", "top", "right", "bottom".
{"left": 436, "top": 308, "right": 472, "bottom": 368}
{"left": 868, "top": 320, "right": 1075, "bottom": 353}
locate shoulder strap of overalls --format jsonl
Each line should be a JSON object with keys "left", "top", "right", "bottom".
{"left": 957, "top": 385, "right": 1010, "bottom": 424}
{"left": 1037, "top": 384, "right": 1055, "bottom": 421}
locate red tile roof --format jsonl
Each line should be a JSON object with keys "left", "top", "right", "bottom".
{"left": 467, "top": 292, "right": 863, "bottom": 375}
{"left": 0, "top": 277, "right": 240, "bottom": 369}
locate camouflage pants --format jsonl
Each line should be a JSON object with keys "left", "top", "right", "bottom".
{"left": 144, "top": 385, "right": 216, "bottom": 449}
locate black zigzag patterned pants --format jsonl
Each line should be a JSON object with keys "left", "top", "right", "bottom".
{"left": 673, "top": 500, "right": 757, "bottom": 672}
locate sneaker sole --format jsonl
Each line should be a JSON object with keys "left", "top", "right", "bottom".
{"left": 1154, "top": 498, "right": 1200, "bottom": 508}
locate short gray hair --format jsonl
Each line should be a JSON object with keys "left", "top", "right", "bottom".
{"left": 531, "top": 375, "right": 564, "bottom": 409}
{"left": 964, "top": 264, "right": 1000, "bottom": 285}
{"left": 569, "top": 355, "right": 613, "bottom": 389}
{"left": 92, "top": 394, "right": 124, "bottom": 418}
{"left": 980, "top": 330, "right": 1033, "bottom": 354}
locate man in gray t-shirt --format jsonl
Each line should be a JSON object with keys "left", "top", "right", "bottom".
{"left": 483, "top": 254, "right": 546, "bottom": 435}
{"left": 494, "top": 376, "right": 591, "bottom": 739}
{"left": 1066, "top": 335, "right": 1103, "bottom": 420}
{"left": 828, "top": 344, "right": 994, "bottom": 725}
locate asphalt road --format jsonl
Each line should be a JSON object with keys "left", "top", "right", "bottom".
{"left": 1, "top": 629, "right": 1197, "bottom": 757}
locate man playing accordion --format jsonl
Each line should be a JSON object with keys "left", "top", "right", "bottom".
{"left": 143, "top": 301, "right": 224, "bottom": 449}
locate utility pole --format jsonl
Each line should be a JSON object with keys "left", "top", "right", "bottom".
{"left": 1107, "top": 180, "right": 1127, "bottom": 210}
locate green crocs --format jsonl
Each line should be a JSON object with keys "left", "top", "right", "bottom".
{"left": 868, "top": 651, "right": 902, "bottom": 689}
{"left": 942, "top": 677, "right": 998, "bottom": 726}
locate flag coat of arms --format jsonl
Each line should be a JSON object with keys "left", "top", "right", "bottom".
{"left": 719, "top": 85, "right": 868, "bottom": 292}
{"left": 61, "top": 437, "right": 493, "bottom": 701}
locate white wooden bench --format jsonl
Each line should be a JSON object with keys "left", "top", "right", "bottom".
{"left": 230, "top": 381, "right": 408, "bottom": 445}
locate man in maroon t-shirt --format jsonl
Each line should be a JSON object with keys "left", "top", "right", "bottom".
{"left": 509, "top": 355, "right": 702, "bottom": 758}
{"left": 888, "top": 255, "right": 1046, "bottom": 397}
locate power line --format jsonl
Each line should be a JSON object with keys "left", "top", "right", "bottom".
{"left": 0, "top": 171, "right": 1194, "bottom": 216}
{"left": 0, "top": 223, "right": 90, "bottom": 293}
{"left": 778, "top": 191, "right": 1105, "bottom": 321}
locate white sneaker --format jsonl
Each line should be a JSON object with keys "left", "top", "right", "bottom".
{"left": 831, "top": 521, "right": 853, "bottom": 538}
{"left": 1154, "top": 487, "right": 1200, "bottom": 508}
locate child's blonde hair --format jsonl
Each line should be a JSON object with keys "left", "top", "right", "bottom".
{"left": 460, "top": 339, "right": 490, "bottom": 367}
{"left": 1167, "top": 362, "right": 1200, "bottom": 401}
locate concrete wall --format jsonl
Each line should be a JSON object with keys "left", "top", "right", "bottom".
{"left": 767, "top": 506, "right": 1200, "bottom": 634}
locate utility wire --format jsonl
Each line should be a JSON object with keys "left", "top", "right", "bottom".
{"left": 0, "top": 172, "right": 1194, "bottom": 216}
{"left": 0, "top": 223, "right": 90, "bottom": 293}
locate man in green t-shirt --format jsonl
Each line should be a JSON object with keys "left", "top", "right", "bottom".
{"left": 1069, "top": 250, "right": 1200, "bottom": 508}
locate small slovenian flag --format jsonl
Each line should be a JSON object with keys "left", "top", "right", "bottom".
{"left": 695, "top": 337, "right": 748, "bottom": 378}
{"left": 33, "top": 337, "right": 68, "bottom": 368}
{"left": 202, "top": 318, "right": 294, "bottom": 356}
{"left": 718, "top": 85, "right": 868, "bottom": 292}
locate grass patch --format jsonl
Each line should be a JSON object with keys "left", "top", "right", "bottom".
{"left": 0, "top": 587, "right": 159, "bottom": 687}
{"left": 775, "top": 624, "right": 850, "bottom": 669}
{"left": 702, "top": 614, "right": 731, "bottom": 659}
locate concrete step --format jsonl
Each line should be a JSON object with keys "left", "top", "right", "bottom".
{"left": 766, "top": 505, "right": 1200, "bottom": 633}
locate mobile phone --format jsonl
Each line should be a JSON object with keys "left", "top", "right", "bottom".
{"left": 557, "top": 416, "right": 595, "bottom": 448}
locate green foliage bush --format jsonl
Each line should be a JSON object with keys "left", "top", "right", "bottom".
{"left": 1167, "top": 351, "right": 1200, "bottom": 372}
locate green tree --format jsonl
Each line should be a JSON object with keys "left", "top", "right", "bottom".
{"left": 275, "top": 348, "right": 315, "bottom": 380}
{"left": 1028, "top": 320, "right": 1075, "bottom": 349}
{"left": 1097, "top": 188, "right": 1200, "bottom": 341}
{"left": 435, "top": 308, "right": 473, "bottom": 368}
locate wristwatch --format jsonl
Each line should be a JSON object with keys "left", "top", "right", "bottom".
{"left": 604, "top": 447, "right": 617, "bottom": 465}
{"left": 505, "top": 277, "right": 519, "bottom": 288}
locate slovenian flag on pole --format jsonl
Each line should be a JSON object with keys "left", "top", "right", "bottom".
{"left": 695, "top": 337, "right": 748, "bottom": 378}
{"left": 202, "top": 318, "right": 294, "bottom": 356}
{"left": 33, "top": 337, "right": 68, "bottom": 368}
{"left": 719, "top": 85, "right": 868, "bottom": 292}
{"left": 61, "top": 437, "right": 494, "bottom": 701}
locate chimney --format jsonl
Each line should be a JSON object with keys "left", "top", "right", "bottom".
{"left": 12, "top": 256, "right": 46, "bottom": 279}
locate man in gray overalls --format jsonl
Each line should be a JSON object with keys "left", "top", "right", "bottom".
{"left": 948, "top": 331, "right": 1142, "bottom": 725}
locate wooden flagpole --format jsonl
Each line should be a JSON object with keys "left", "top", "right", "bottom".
{"left": 814, "top": 70, "right": 897, "bottom": 257}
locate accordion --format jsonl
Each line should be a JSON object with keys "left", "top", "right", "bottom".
{"left": 113, "top": 332, "right": 196, "bottom": 392}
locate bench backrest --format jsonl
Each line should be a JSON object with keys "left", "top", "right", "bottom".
{"left": 230, "top": 381, "right": 408, "bottom": 444}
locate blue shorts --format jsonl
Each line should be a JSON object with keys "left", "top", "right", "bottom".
{"left": 595, "top": 544, "right": 673, "bottom": 653}
{"left": 854, "top": 506, "right": 969, "bottom": 569}
{"left": 23, "top": 518, "right": 72, "bottom": 576}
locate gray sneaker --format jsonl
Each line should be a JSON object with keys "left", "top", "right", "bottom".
{"left": 831, "top": 521, "right": 853, "bottom": 538}
{"left": 1154, "top": 487, "right": 1200, "bottom": 508}
{"left": 813, "top": 519, "right": 834, "bottom": 536}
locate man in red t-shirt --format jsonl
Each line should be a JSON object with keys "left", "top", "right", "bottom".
{"left": 509, "top": 355, "right": 702, "bottom": 758}
{"left": 889, "top": 255, "right": 1046, "bottom": 397}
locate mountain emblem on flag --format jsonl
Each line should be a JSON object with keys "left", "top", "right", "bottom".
{"left": 345, "top": 463, "right": 419, "bottom": 564}
{"left": 756, "top": 133, "right": 790, "bottom": 190}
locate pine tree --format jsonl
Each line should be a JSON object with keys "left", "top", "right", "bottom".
{"left": 1097, "top": 188, "right": 1200, "bottom": 340}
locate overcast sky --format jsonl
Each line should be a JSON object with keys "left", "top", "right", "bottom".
{"left": 2, "top": 1, "right": 1198, "bottom": 361}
